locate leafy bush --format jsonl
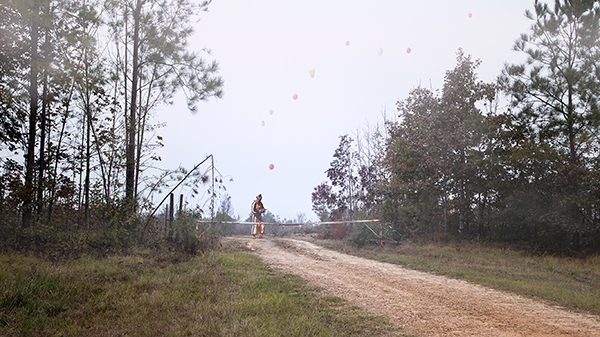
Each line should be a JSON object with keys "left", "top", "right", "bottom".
{"left": 171, "top": 210, "right": 221, "bottom": 255}
{"left": 348, "top": 224, "right": 375, "bottom": 247}
{"left": 171, "top": 210, "right": 201, "bottom": 254}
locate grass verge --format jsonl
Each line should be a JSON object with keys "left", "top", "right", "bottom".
{"left": 313, "top": 239, "right": 600, "bottom": 315}
{"left": 0, "top": 242, "right": 404, "bottom": 336}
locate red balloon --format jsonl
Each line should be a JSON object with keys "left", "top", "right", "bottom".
{"left": 345, "top": 40, "right": 350, "bottom": 46}
{"left": 269, "top": 164, "right": 274, "bottom": 170}
{"left": 406, "top": 47, "right": 412, "bottom": 54}
{"left": 292, "top": 93, "right": 298, "bottom": 100}
{"left": 468, "top": 13, "right": 472, "bottom": 18}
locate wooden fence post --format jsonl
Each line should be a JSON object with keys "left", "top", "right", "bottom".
{"left": 179, "top": 194, "right": 184, "bottom": 216}
{"left": 164, "top": 204, "right": 169, "bottom": 235}
{"left": 169, "top": 193, "right": 174, "bottom": 227}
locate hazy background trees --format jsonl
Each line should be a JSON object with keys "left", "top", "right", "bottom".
{"left": 313, "top": 1, "right": 600, "bottom": 254}
{"left": 103, "top": 0, "right": 223, "bottom": 213}
{"left": 0, "top": 0, "right": 223, "bottom": 253}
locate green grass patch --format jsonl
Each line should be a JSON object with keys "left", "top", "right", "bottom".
{"left": 314, "top": 239, "right": 600, "bottom": 315}
{"left": 0, "top": 244, "right": 404, "bottom": 336}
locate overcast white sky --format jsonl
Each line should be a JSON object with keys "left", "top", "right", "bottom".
{"left": 152, "top": 0, "right": 534, "bottom": 221}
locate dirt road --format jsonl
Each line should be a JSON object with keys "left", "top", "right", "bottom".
{"left": 228, "top": 236, "right": 600, "bottom": 336}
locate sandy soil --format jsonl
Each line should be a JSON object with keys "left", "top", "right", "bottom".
{"left": 226, "top": 236, "right": 600, "bottom": 337}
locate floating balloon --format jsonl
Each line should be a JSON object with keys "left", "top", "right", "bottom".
{"left": 345, "top": 40, "right": 350, "bottom": 46}
{"left": 308, "top": 68, "right": 315, "bottom": 78}
{"left": 377, "top": 47, "right": 383, "bottom": 56}
{"left": 468, "top": 13, "right": 472, "bottom": 18}
{"left": 269, "top": 109, "right": 274, "bottom": 115}
{"left": 292, "top": 93, "right": 298, "bottom": 100}
{"left": 406, "top": 47, "right": 412, "bottom": 54}
{"left": 269, "top": 164, "right": 274, "bottom": 170}
{"left": 261, "top": 120, "right": 265, "bottom": 127}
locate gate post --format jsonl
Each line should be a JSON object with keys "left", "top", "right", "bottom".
{"left": 379, "top": 221, "right": 382, "bottom": 246}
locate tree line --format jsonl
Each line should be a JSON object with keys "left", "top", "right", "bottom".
{"left": 0, "top": 0, "right": 223, "bottom": 253}
{"left": 313, "top": 0, "right": 600, "bottom": 254}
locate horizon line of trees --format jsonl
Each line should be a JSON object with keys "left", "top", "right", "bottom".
{"left": 313, "top": 0, "right": 600, "bottom": 254}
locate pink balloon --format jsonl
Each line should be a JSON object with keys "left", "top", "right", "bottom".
{"left": 406, "top": 47, "right": 411, "bottom": 54}
{"left": 468, "top": 13, "right": 472, "bottom": 18}
{"left": 269, "top": 164, "right": 274, "bottom": 170}
{"left": 345, "top": 40, "right": 350, "bottom": 46}
{"left": 292, "top": 93, "right": 298, "bottom": 100}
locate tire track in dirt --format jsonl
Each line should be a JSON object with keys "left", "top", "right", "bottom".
{"left": 228, "top": 237, "right": 600, "bottom": 337}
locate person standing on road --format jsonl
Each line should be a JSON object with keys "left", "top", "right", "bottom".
{"left": 251, "top": 194, "right": 266, "bottom": 239}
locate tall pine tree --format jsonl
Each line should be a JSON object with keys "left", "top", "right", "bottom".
{"left": 499, "top": 0, "right": 600, "bottom": 250}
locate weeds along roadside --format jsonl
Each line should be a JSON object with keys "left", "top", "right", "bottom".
{"left": 0, "top": 239, "right": 406, "bottom": 336}
{"left": 313, "top": 239, "right": 600, "bottom": 316}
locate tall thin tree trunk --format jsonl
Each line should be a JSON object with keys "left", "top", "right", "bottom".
{"left": 84, "top": 109, "right": 91, "bottom": 228}
{"left": 125, "top": 0, "right": 142, "bottom": 213}
{"left": 38, "top": 69, "right": 48, "bottom": 215}
{"left": 83, "top": 48, "right": 91, "bottom": 228}
{"left": 567, "top": 83, "right": 581, "bottom": 249}
{"left": 37, "top": 8, "right": 50, "bottom": 216}
{"left": 78, "top": 103, "right": 86, "bottom": 226}
{"left": 134, "top": 77, "right": 143, "bottom": 198}
{"left": 135, "top": 67, "right": 157, "bottom": 199}
{"left": 47, "top": 79, "right": 75, "bottom": 225}
{"left": 23, "top": 5, "right": 39, "bottom": 228}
